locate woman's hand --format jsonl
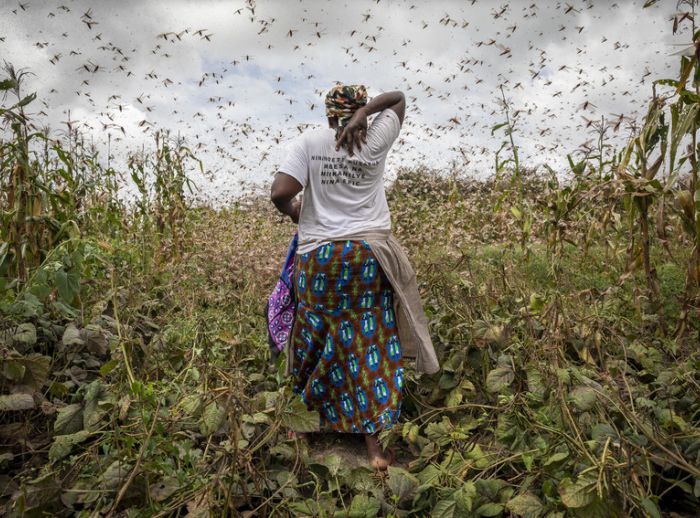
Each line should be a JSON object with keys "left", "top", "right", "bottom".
{"left": 335, "top": 108, "right": 368, "bottom": 156}
{"left": 290, "top": 197, "right": 302, "bottom": 224}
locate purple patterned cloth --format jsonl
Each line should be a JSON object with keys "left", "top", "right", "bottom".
{"left": 266, "top": 232, "right": 298, "bottom": 359}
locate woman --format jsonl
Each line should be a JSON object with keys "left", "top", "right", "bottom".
{"left": 270, "top": 83, "right": 439, "bottom": 470}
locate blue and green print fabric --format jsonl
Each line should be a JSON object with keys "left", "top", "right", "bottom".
{"left": 290, "top": 240, "right": 404, "bottom": 433}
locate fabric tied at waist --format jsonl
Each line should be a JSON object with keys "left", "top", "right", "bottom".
{"left": 285, "top": 229, "right": 440, "bottom": 377}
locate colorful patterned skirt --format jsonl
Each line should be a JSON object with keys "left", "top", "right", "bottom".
{"left": 290, "top": 240, "right": 404, "bottom": 434}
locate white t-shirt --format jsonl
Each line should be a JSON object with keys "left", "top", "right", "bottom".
{"left": 277, "top": 108, "right": 401, "bottom": 254}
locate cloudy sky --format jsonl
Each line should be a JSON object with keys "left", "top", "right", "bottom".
{"left": 0, "top": 0, "right": 692, "bottom": 204}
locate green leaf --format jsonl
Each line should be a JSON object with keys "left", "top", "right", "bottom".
{"left": 460, "top": 379, "right": 476, "bottom": 392}
{"left": 289, "top": 499, "right": 321, "bottom": 516}
{"left": 316, "top": 453, "right": 344, "bottom": 477}
{"left": 13, "top": 322, "right": 37, "bottom": 346}
{"left": 83, "top": 380, "right": 106, "bottom": 432}
{"left": 55, "top": 270, "right": 80, "bottom": 304}
{"left": 556, "top": 368, "right": 570, "bottom": 385}
{"left": 439, "top": 371, "right": 459, "bottom": 390}
{"left": 543, "top": 450, "right": 569, "bottom": 466}
{"left": 200, "top": 402, "right": 226, "bottom": 436}
{"left": 16, "top": 292, "right": 44, "bottom": 318}
{"left": 528, "top": 293, "right": 545, "bottom": 313}
{"left": 0, "top": 393, "right": 35, "bottom": 411}
{"left": 180, "top": 393, "right": 203, "bottom": 416}
{"left": 446, "top": 387, "right": 463, "bottom": 408}
{"left": 432, "top": 498, "right": 457, "bottom": 518}
{"left": 525, "top": 367, "right": 546, "bottom": 401}
{"left": 669, "top": 101, "right": 680, "bottom": 173}
{"left": 52, "top": 299, "right": 79, "bottom": 318}
{"left": 387, "top": 466, "right": 418, "bottom": 503}
{"left": 671, "top": 103, "right": 699, "bottom": 173}
{"left": 486, "top": 367, "right": 514, "bottom": 393}
{"left": 425, "top": 416, "right": 454, "bottom": 445}
{"left": 49, "top": 430, "right": 91, "bottom": 462}
{"left": 282, "top": 396, "right": 319, "bottom": 432}
{"left": 464, "top": 443, "right": 489, "bottom": 469}
{"left": 270, "top": 443, "right": 295, "bottom": 460}
{"left": 507, "top": 492, "right": 544, "bottom": 517}
{"left": 572, "top": 496, "right": 618, "bottom": 518}
{"left": 242, "top": 412, "right": 271, "bottom": 425}
{"left": 15, "top": 92, "right": 36, "bottom": 108}
{"left": 591, "top": 423, "right": 618, "bottom": 443}
{"left": 54, "top": 403, "right": 84, "bottom": 435}
{"left": 402, "top": 422, "right": 420, "bottom": 443}
{"left": 568, "top": 386, "right": 597, "bottom": 411}
{"left": 640, "top": 498, "right": 661, "bottom": 518}
{"left": 454, "top": 481, "right": 477, "bottom": 512}
{"left": 0, "top": 79, "right": 16, "bottom": 90}
{"left": 2, "top": 361, "right": 26, "bottom": 381}
{"left": 97, "top": 460, "right": 131, "bottom": 491}
{"left": 149, "top": 476, "right": 180, "bottom": 502}
{"left": 342, "top": 494, "right": 380, "bottom": 518}
{"left": 654, "top": 407, "right": 688, "bottom": 432}
{"left": 100, "top": 359, "right": 119, "bottom": 376}
{"left": 558, "top": 477, "right": 595, "bottom": 508}
{"left": 417, "top": 464, "right": 441, "bottom": 486}
{"left": 476, "top": 502, "right": 504, "bottom": 516}
{"left": 491, "top": 122, "right": 508, "bottom": 135}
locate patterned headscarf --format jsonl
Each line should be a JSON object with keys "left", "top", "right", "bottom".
{"left": 325, "top": 83, "right": 368, "bottom": 128}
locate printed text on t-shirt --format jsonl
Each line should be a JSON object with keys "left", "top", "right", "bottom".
{"left": 310, "top": 155, "right": 379, "bottom": 186}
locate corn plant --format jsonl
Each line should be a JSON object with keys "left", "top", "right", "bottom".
{"left": 152, "top": 130, "right": 200, "bottom": 263}
{"left": 0, "top": 64, "right": 44, "bottom": 288}
{"left": 616, "top": 95, "right": 667, "bottom": 309}
{"left": 492, "top": 84, "right": 532, "bottom": 254}
{"left": 625, "top": 0, "right": 700, "bottom": 337}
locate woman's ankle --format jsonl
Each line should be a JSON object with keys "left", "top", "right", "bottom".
{"left": 364, "top": 433, "right": 380, "bottom": 450}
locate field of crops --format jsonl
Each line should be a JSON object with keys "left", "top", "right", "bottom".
{"left": 3, "top": 4, "right": 700, "bottom": 518}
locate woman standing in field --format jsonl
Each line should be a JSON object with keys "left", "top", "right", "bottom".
{"left": 270, "top": 83, "right": 439, "bottom": 470}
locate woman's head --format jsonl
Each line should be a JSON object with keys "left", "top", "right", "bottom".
{"left": 325, "top": 83, "right": 368, "bottom": 131}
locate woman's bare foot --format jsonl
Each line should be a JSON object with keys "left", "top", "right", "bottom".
{"left": 365, "top": 434, "right": 394, "bottom": 470}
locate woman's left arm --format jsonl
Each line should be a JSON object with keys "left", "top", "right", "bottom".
{"left": 271, "top": 172, "right": 303, "bottom": 223}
